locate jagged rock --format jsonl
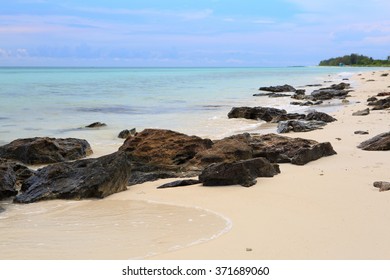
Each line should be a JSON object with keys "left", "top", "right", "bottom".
{"left": 119, "top": 129, "right": 213, "bottom": 184}
{"left": 0, "top": 159, "right": 35, "bottom": 199}
{"left": 227, "top": 107, "right": 287, "bottom": 122}
{"left": 199, "top": 158, "right": 280, "bottom": 187}
{"left": 358, "top": 132, "right": 390, "bottom": 151}
{"left": 354, "top": 131, "right": 369, "bottom": 135}
{"left": 118, "top": 128, "right": 136, "bottom": 139}
{"left": 259, "top": 84, "right": 296, "bottom": 93}
{"left": 352, "top": 108, "right": 370, "bottom": 116}
{"left": 191, "top": 134, "right": 253, "bottom": 167}
{"left": 367, "top": 97, "right": 378, "bottom": 102}
{"left": 249, "top": 133, "right": 336, "bottom": 165}
{"left": 14, "top": 151, "right": 131, "bottom": 203}
{"left": 157, "top": 179, "right": 201, "bottom": 189}
{"left": 277, "top": 120, "right": 327, "bottom": 133}
{"left": 311, "top": 89, "right": 351, "bottom": 100}
{"left": 305, "top": 111, "right": 337, "bottom": 122}
{"left": 377, "top": 92, "right": 390, "bottom": 97}
{"left": 327, "top": 82, "right": 350, "bottom": 90}
{"left": 295, "top": 89, "right": 306, "bottom": 95}
{"left": 85, "top": 122, "right": 107, "bottom": 128}
{"left": 0, "top": 137, "right": 93, "bottom": 165}
{"left": 373, "top": 181, "right": 390, "bottom": 192}
{"left": 271, "top": 113, "right": 306, "bottom": 123}
{"left": 0, "top": 161, "right": 17, "bottom": 199}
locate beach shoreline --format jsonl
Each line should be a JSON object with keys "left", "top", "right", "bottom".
{"left": 119, "top": 69, "right": 390, "bottom": 259}
{"left": 1, "top": 67, "right": 390, "bottom": 260}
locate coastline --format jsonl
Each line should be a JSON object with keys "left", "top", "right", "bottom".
{"left": 1, "top": 67, "right": 390, "bottom": 260}
{"left": 117, "top": 69, "right": 390, "bottom": 259}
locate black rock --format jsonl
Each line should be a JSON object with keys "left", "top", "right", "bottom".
{"left": 86, "top": 122, "right": 107, "bottom": 128}
{"left": 0, "top": 161, "right": 17, "bottom": 200}
{"left": 0, "top": 137, "right": 93, "bottom": 165}
{"left": 305, "top": 111, "right": 337, "bottom": 122}
{"left": 354, "top": 131, "right": 369, "bottom": 135}
{"left": 259, "top": 84, "right": 296, "bottom": 93}
{"left": 14, "top": 151, "right": 131, "bottom": 203}
{"left": 277, "top": 120, "right": 327, "bottom": 133}
{"left": 352, "top": 108, "right": 370, "bottom": 116}
{"left": 367, "top": 97, "right": 378, "bottom": 102}
{"left": 227, "top": 107, "right": 287, "bottom": 122}
{"left": 199, "top": 158, "right": 280, "bottom": 187}
{"left": 357, "top": 132, "right": 390, "bottom": 151}
{"left": 157, "top": 179, "right": 201, "bottom": 189}
{"left": 291, "top": 142, "right": 336, "bottom": 165}
{"left": 118, "top": 128, "right": 136, "bottom": 139}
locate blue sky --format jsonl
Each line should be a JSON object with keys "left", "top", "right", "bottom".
{"left": 0, "top": 0, "right": 389, "bottom": 66}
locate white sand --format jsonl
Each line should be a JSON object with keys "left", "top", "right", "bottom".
{"left": 112, "top": 69, "right": 390, "bottom": 259}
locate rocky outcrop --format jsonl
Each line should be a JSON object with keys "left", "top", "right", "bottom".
{"left": 0, "top": 159, "right": 35, "bottom": 199}
{"left": 368, "top": 96, "right": 390, "bottom": 110}
{"left": 118, "top": 128, "right": 136, "bottom": 139}
{"left": 259, "top": 84, "right": 296, "bottom": 93}
{"left": 249, "top": 133, "right": 336, "bottom": 165}
{"left": 305, "top": 111, "right": 337, "bottom": 122}
{"left": 85, "top": 122, "right": 107, "bottom": 128}
{"left": 0, "top": 137, "right": 93, "bottom": 165}
{"left": 14, "top": 151, "right": 131, "bottom": 203}
{"left": 277, "top": 120, "right": 327, "bottom": 133}
{"left": 310, "top": 83, "right": 352, "bottom": 100}
{"left": 199, "top": 158, "right": 280, "bottom": 187}
{"left": 119, "top": 129, "right": 213, "bottom": 184}
{"left": 227, "top": 107, "right": 287, "bottom": 122}
{"left": 357, "top": 132, "right": 390, "bottom": 151}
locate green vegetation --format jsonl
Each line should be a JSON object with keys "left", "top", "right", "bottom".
{"left": 319, "top": 53, "right": 390, "bottom": 66}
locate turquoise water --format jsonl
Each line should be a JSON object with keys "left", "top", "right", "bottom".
{"left": 0, "top": 67, "right": 377, "bottom": 147}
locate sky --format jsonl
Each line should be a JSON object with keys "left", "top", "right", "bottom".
{"left": 0, "top": 0, "right": 389, "bottom": 66}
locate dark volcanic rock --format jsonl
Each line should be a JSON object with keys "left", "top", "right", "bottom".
{"left": 227, "top": 107, "right": 287, "bottom": 122}
{"left": 367, "top": 96, "right": 378, "bottom": 102}
{"left": 199, "top": 158, "right": 280, "bottom": 187}
{"left": 157, "top": 179, "right": 201, "bottom": 189}
{"left": 14, "top": 151, "right": 131, "bottom": 203}
{"left": 352, "top": 108, "right": 370, "bottom": 116}
{"left": 86, "top": 122, "right": 107, "bottom": 128}
{"left": 249, "top": 133, "right": 337, "bottom": 165}
{"left": 191, "top": 133, "right": 253, "bottom": 167}
{"left": 271, "top": 113, "right": 306, "bottom": 123}
{"left": 0, "top": 158, "right": 35, "bottom": 199}
{"left": 358, "top": 132, "right": 390, "bottom": 151}
{"left": 377, "top": 92, "right": 390, "bottom": 97}
{"left": 373, "top": 181, "right": 390, "bottom": 192}
{"left": 311, "top": 89, "right": 350, "bottom": 100}
{"left": 259, "top": 84, "right": 296, "bottom": 93}
{"left": 118, "top": 128, "right": 136, "bottom": 139}
{"left": 119, "top": 129, "right": 213, "bottom": 184}
{"left": 277, "top": 120, "right": 327, "bottom": 133}
{"left": 0, "top": 161, "right": 17, "bottom": 199}
{"left": 0, "top": 137, "right": 93, "bottom": 165}
{"left": 268, "top": 93, "right": 291, "bottom": 98}
{"left": 305, "top": 111, "right": 337, "bottom": 122}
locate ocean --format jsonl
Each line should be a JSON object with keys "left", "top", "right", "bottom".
{"left": 0, "top": 66, "right": 372, "bottom": 148}
{"left": 0, "top": 66, "right": 377, "bottom": 259}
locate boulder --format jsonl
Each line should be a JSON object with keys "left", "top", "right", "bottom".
{"left": 367, "top": 96, "right": 378, "bottom": 102}
{"left": 118, "top": 128, "right": 136, "bottom": 139}
{"left": 227, "top": 107, "right": 287, "bottom": 122}
{"left": 373, "top": 181, "right": 390, "bottom": 192}
{"left": 14, "top": 151, "right": 131, "bottom": 203}
{"left": 119, "top": 129, "right": 213, "bottom": 184}
{"left": 358, "top": 132, "right": 390, "bottom": 151}
{"left": 157, "top": 179, "right": 201, "bottom": 189}
{"left": 377, "top": 92, "right": 390, "bottom": 97}
{"left": 259, "top": 84, "right": 296, "bottom": 93}
{"left": 305, "top": 111, "right": 337, "bottom": 122}
{"left": 85, "top": 122, "right": 107, "bottom": 128}
{"left": 0, "top": 159, "right": 35, "bottom": 199}
{"left": 199, "top": 158, "right": 280, "bottom": 187}
{"left": 277, "top": 120, "right": 327, "bottom": 133}
{"left": 249, "top": 133, "right": 337, "bottom": 165}
{"left": 190, "top": 133, "right": 253, "bottom": 167}
{"left": 352, "top": 108, "right": 370, "bottom": 116}
{"left": 0, "top": 137, "right": 93, "bottom": 165}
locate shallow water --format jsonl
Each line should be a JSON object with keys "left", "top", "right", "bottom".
{"left": 0, "top": 198, "right": 230, "bottom": 259}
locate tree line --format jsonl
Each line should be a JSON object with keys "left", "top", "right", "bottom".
{"left": 319, "top": 53, "right": 390, "bottom": 66}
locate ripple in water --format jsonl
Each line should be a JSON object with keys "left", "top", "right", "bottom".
{"left": 0, "top": 199, "right": 230, "bottom": 259}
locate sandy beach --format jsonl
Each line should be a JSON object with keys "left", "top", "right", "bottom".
{"left": 102, "top": 69, "right": 390, "bottom": 260}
